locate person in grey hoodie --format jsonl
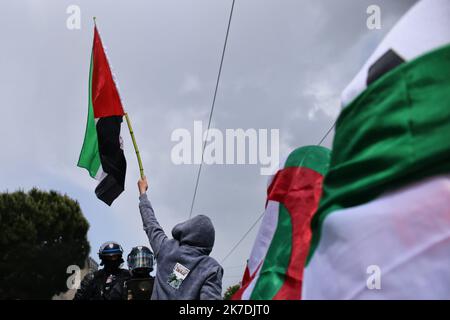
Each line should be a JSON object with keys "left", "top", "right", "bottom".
{"left": 137, "top": 176, "right": 224, "bottom": 300}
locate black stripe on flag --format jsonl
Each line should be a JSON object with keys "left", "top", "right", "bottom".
{"left": 95, "top": 116, "right": 127, "bottom": 206}
{"left": 367, "top": 49, "right": 405, "bottom": 86}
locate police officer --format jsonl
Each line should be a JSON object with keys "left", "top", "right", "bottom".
{"left": 124, "top": 246, "right": 155, "bottom": 300}
{"left": 74, "top": 241, "right": 130, "bottom": 300}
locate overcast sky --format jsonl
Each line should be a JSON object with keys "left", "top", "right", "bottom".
{"left": 0, "top": 0, "right": 417, "bottom": 293}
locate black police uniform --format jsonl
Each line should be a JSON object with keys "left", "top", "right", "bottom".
{"left": 123, "top": 275, "right": 155, "bottom": 300}
{"left": 74, "top": 268, "right": 130, "bottom": 300}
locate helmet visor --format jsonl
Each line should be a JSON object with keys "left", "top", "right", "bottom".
{"left": 128, "top": 251, "right": 154, "bottom": 270}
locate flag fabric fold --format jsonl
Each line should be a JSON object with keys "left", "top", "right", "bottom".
{"left": 233, "top": 146, "right": 331, "bottom": 300}
{"left": 78, "top": 26, "right": 126, "bottom": 206}
{"left": 303, "top": 0, "right": 450, "bottom": 299}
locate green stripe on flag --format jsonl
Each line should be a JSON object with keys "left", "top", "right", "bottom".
{"left": 77, "top": 53, "right": 101, "bottom": 178}
{"left": 250, "top": 203, "right": 292, "bottom": 299}
{"left": 284, "top": 145, "right": 330, "bottom": 176}
{"left": 307, "top": 44, "right": 450, "bottom": 264}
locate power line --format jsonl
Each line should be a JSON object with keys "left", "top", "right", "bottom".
{"left": 219, "top": 118, "right": 337, "bottom": 265}
{"left": 220, "top": 212, "right": 264, "bottom": 264}
{"left": 189, "top": 0, "right": 236, "bottom": 218}
{"left": 317, "top": 118, "right": 337, "bottom": 146}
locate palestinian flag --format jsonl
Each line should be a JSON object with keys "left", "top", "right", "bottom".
{"left": 77, "top": 25, "right": 127, "bottom": 206}
{"left": 303, "top": 0, "right": 450, "bottom": 299}
{"left": 232, "top": 146, "right": 331, "bottom": 300}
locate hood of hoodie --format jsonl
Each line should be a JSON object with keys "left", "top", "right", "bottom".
{"left": 171, "top": 215, "right": 215, "bottom": 255}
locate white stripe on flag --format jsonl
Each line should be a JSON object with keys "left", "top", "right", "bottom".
{"left": 94, "top": 166, "right": 107, "bottom": 182}
{"left": 302, "top": 175, "right": 450, "bottom": 299}
{"left": 242, "top": 200, "right": 280, "bottom": 299}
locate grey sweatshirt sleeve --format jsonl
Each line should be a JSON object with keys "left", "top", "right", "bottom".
{"left": 200, "top": 266, "right": 224, "bottom": 300}
{"left": 138, "top": 193, "right": 168, "bottom": 257}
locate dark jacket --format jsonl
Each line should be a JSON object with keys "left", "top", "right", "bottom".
{"left": 138, "top": 193, "right": 223, "bottom": 300}
{"left": 124, "top": 276, "right": 155, "bottom": 300}
{"left": 73, "top": 269, "right": 130, "bottom": 300}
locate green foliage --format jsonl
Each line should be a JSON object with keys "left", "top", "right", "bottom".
{"left": 223, "top": 283, "right": 241, "bottom": 300}
{"left": 0, "top": 188, "right": 90, "bottom": 299}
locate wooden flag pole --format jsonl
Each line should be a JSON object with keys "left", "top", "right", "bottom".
{"left": 124, "top": 113, "right": 145, "bottom": 179}
{"left": 94, "top": 17, "right": 143, "bottom": 178}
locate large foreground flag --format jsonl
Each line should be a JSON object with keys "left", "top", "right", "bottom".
{"left": 78, "top": 25, "right": 127, "bottom": 206}
{"left": 233, "top": 146, "right": 331, "bottom": 300}
{"left": 303, "top": 0, "right": 450, "bottom": 299}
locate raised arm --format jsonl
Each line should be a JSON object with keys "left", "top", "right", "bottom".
{"left": 138, "top": 177, "right": 168, "bottom": 257}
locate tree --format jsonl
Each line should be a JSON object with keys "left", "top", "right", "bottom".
{"left": 0, "top": 188, "right": 90, "bottom": 299}
{"left": 223, "top": 283, "right": 241, "bottom": 300}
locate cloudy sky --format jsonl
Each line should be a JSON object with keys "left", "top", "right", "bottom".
{"left": 0, "top": 0, "right": 417, "bottom": 292}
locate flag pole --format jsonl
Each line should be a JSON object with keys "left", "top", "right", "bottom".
{"left": 93, "top": 17, "right": 144, "bottom": 179}
{"left": 124, "top": 113, "right": 145, "bottom": 179}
